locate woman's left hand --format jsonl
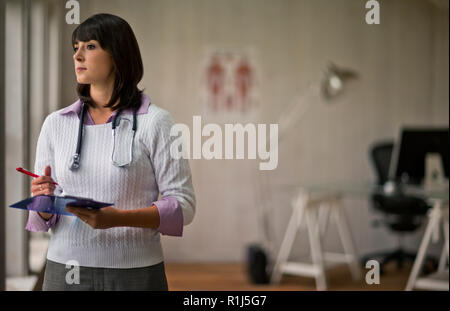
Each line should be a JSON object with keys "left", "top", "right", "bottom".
{"left": 66, "top": 205, "right": 121, "bottom": 229}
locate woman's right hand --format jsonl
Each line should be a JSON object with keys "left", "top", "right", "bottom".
{"left": 31, "top": 165, "right": 56, "bottom": 221}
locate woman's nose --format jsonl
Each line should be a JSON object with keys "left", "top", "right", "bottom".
{"left": 73, "top": 49, "right": 84, "bottom": 61}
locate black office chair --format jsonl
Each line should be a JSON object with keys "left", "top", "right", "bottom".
{"left": 362, "top": 141, "right": 437, "bottom": 274}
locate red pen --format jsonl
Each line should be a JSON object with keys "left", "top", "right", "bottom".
{"left": 16, "top": 167, "right": 59, "bottom": 185}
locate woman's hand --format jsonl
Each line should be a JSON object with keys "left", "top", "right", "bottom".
{"left": 65, "top": 206, "right": 121, "bottom": 229}
{"left": 31, "top": 165, "right": 56, "bottom": 220}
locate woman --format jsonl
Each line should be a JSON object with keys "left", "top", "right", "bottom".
{"left": 25, "top": 13, "right": 195, "bottom": 291}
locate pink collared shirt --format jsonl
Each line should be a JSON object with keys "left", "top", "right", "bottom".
{"left": 25, "top": 93, "right": 184, "bottom": 236}
{"left": 58, "top": 93, "right": 151, "bottom": 125}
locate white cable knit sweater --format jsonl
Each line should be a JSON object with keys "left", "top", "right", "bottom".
{"left": 32, "top": 101, "right": 195, "bottom": 268}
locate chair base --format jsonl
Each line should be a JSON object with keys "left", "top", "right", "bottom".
{"left": 362, "top": 248, "right": 438, "bottom": 275}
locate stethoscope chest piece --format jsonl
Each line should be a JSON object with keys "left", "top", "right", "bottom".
{"left": 69, "top": 154, "right": 81, "bottom": 171}
{"left": 111, "top": 115, "right": 136, "bottom": 167}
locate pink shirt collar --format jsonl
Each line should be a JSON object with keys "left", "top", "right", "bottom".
{"left": 59, "top": 93, "right": 151, "bottom": 125}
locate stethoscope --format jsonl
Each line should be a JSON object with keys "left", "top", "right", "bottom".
{"left": 69, "top": 102, "right": 137, "bottom": 170}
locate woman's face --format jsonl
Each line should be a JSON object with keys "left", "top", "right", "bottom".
{"left": 73, "top": 40, "right": 115, "bottom": 85}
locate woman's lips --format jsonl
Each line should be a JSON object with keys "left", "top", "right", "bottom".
{"left": 76, "top": 67, "right": 86, "bottom": 73}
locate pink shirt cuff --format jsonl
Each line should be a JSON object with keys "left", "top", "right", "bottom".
{"left": 25, "top": 211, "right": 60, "bottom": 232}
{"left": 152, "top": 196, "right": 183, "bottom": 237}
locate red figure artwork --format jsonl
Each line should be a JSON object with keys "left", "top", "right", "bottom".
{"left": 235, "top": 59, "right": 252, "bottom": 112}
{"left": 207, "top": 55, "right": 224, "bottom": 112}
{"left": 205, "top": 52, "right": 256, "bottom": 113}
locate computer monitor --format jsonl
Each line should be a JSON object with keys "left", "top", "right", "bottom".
{"left": 389, "top": 127, "right": 449, "bottom": 185}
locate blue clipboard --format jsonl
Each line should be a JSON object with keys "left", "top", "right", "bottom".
{"left": 9, "top": 195, "right": 113, "bottom": 216}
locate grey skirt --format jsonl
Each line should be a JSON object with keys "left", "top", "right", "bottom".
{"left": 42, "top": 259, "right": 169, "bottom": 291}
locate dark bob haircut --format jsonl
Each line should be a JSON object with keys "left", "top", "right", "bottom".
{"left": 72, "top": 13, "right": 143, "bottom": 111}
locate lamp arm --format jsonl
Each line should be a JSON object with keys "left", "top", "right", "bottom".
{"left": 267, "top": 83, "right": 321, "bottom": 146}
{"left": 256, "top": 82, "right": 321, "bottom": 258}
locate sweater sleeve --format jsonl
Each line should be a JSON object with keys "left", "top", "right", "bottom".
{"left": 147, "top": 110, "right": 196, "bottom": 237}
{"left": 25, "top": 114, "right": 60, "bottom": 232}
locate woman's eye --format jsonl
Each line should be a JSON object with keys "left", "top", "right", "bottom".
{"left": 73, "top": 44, "right": 94, "bottom": 52}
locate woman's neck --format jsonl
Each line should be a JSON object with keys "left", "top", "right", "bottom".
{"left": 89, "top": 79, "right": 116, "bottom": 115}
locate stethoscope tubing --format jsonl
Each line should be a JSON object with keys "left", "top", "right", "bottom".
{"left": 69, "top": 102, "right": 137, "bottom": 171}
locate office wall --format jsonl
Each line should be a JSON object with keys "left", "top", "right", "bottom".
{"left": 4, "top": 0, "right": 63, "bottom": 277}
{"left": 56, "top": 0, "right": 449, "bottom": 262}
{"left": 5, "top": 0, "right": 27, "bottom": 275}
{"left": 0, "top": 0, "right": 6, "bottom": 291}
{"left": 432, "top": 3, "right": 449, "bottom": 125}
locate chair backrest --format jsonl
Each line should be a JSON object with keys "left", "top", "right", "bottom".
{"left": 369, "top": 141, "right": 430, "bottom": 228}
{"left": 370, "top": 141, "right": 394, "bottom": 185}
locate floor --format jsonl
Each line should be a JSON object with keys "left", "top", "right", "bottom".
{"left": 7, "top": 261, "right": 415, "bottom": 291}
{"left": 164, "top": 261, "right": 415, "bottom": 291}
{"left": 6, "top": 233, "right": 48, "bottom": 291}
{"left": 6, "top": 276, "right": 38, "bottom": 291}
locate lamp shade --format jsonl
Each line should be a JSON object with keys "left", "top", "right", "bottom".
{"left": 321, "top": 62, "right": 359, "bottom": 101}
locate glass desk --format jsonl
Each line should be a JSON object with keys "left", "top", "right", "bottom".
{"left": 269, "top": 181, "right": 449, "bottom": 290}
{"left": 277, "top": 181, "right": 448, "bottom": 202}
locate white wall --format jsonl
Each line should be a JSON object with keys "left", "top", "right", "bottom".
{"left": 5, "top": 0, "right": 27, "bottom": 276}
{"left": 4, "top": 0, "right": 64, "bottom": 277}
{"left": 1, "top": 0, "right": 8, "bottom": 290}
{"left": 54, "top": 0, "right": 449, "bottom": 262}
